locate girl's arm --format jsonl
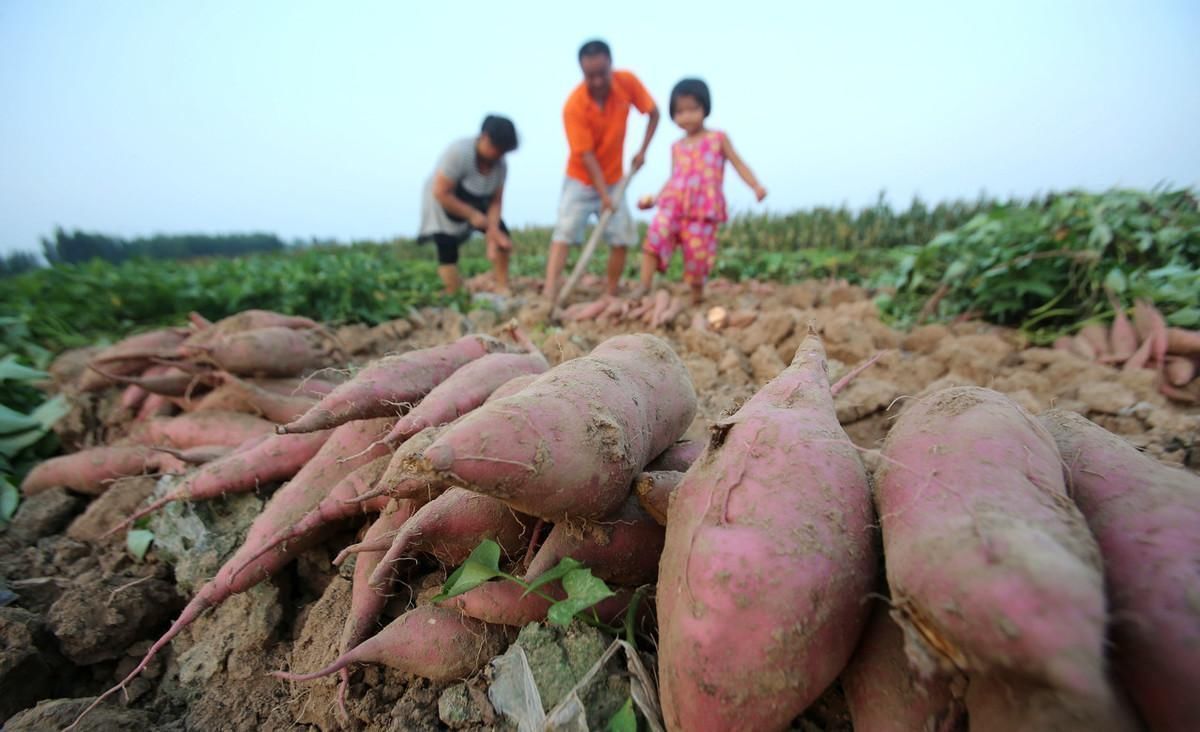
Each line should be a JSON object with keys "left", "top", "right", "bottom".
{"left": 720, "top": 133, "right": 767, "bottom": 201}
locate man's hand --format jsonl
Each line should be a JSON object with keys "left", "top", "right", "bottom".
{"left": 599, "top": 191, "right": 614, "bottom": 213}
{"left": 753, "top": 185, "right": 768, "bottom": 202}
{"left": 486, "top": 226, "right": 513, "bottom": 253}
{"left": 631, "top": 151, "right": 646, "bottom": 172}
{"left": 468, "top": 211, "right": 489, "bottom": 230}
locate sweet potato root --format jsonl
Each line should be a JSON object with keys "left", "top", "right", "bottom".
{"left": 523, "top": 495, "right": 664, "bottom": 586}
{"left": 127, "top": 411, "right": 277, "bottom": 449}
{"left": 413, "top": 334, "right": 697, "bottom": 521}
{"left": 656, "top": 330, "right": 876, "bottom": 730}
{"left": 20, "top": 446, "right": 178, "bottom": 496}
{"left": 1039, "top": 409, "right": 1200, "bottom": 731}
{"left": 876, "top": 387, "right": 1112, "bottom": 705}
{"left": 634, "top": 470, "right": 683, "bottom": 526}
{"left": 185, "top": 326, "right": 331, "bottom": 377}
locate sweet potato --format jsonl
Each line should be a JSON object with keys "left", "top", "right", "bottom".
{"left": 1070, "top": 335, "right": 1096, "bottom": 361}
{"left": 119, "top": 382, "right": 149, "bottom": 412}
{"left": 656, "top": 330, "right": 876, "bottom": 731}
{"left": 273, "top": 605, "right": 506, "bottom": 684}
{"left": 104, "top": 429, "right": 333, "bottom": 533}
{"left": 1077, "top": 324, "right": 1110, "bottom": 359}
{"left": 523, "top": 495, "right": 664, "bottom": 586}
{"left": 445, "top": 579, "right": 636, "bottom": 628}
{"left": 150, "top": 444, "right": 236, "bottom": 465}
{"left": 645, "top": 440, "right": 703, "bottom": 472}
{"left": 278, "top": 334, "right": 506, "bottom": 434}
{"left": 414, "top": 334, "right": 697, "bottom": 521}
{"left": 1164, "top": 356, "right": 1196, "bottom": 386}
{"left": 841, "top": 605, "right": 965, "bottom": 732}
{"left": 483, "top": 373, "right": 539, "bottom": 404}
{"left": 634, "top": 470, "right": 682, "bottom": 526}
{"left": 135, "top": 392, "right": 176, "bottom": 420}
{"left": 127, "top": 411, "right": 277, "bottom": 448}
{"left": 1122, "top": 330, "right": 1153, "bottom": 371}
{"left": 362, "top": 425, "right": 450, "bottom": 506}
{"left": 383, "top": 350, "right": 549, "bottom": 444}
{"left": 1106, "top": 294, "right": 1137, "bottom": 362}
{"left": 367, "top": 487, "right": 532, "bottom": 590}
{"left": 334, "top": 499, "right": 419, "bottom": 712}
{"left": 20, "top": 446, "right": 177, "bottom": 496}
{"left": 91, "top": 327, "right": 190, "bottom": 364}
{"left": 1134, "top": 299, "right": 1169, "bottom": 370}
{"left": 88, "top": 364, "right": 200, "bottom": 398}
{"left": 1165, "top": 326, "right": 1200, "bottom": 356}
{"left": 231, "top": 455, "right": 393, "bottom": 579}
{"left": 188, "top": 372, "right": 317, "bottom": 423}
{"left": 68, "top": 418, "right": 393, "bottom": 731}
{"left": 1039, "top": 409, "right": 1200, "bottom": 731}
{"left": 197, "top": 309, "right": 321, "bottom": 338}
{"left": 876, "top": 387, "right": 1112, "bottom": 704}
{"left": 185, "top": 326, "right": 330, "bottom": 377}
{"left": 966, "top": 671, "right": 1140, "bottom": 732}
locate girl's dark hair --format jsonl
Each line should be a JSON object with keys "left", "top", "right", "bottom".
{"left": 578, "top": 39, "right": 611, "bottom": 62}
{"left": 481, "top": 115, "right": 518, "bottom": 153}
{"left": 670, "top": 78, "right": 711, "bottom": 117}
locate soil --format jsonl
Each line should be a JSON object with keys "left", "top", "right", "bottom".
{"left": 1, "top": 276, "right": 1196, "bottom": 730}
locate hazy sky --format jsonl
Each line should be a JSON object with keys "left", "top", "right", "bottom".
{"left": 2, "top": 0, "right": 1198, "bottom": 255}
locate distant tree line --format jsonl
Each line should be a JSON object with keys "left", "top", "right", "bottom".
{"left": 38, "top": 227, "right": 285, "bottom": 266}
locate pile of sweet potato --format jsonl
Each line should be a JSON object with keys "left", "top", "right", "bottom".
{"left": 1055, "top": 297, "right": 1200, "bottom": 401}
{"left": 20, "top": 307, "right": 1197, "bottom": 732}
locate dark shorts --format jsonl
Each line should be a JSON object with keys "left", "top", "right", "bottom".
{"left": 419, "top": 182, "right": 508, "bottom": 265}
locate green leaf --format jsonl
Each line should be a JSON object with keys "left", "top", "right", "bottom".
{"left": 431, "top": 539, "right": 503, "bottom": 602}
{"left": 606, "top": 697, "right": 637, "bottom": 732}
{"left": 522, "top": 556, "right": 583, "bottom": 598}
{"left": 127, "top": 529, "right": 154, "bottom": 561}
{"left": 1103, "top": 268, "right": 1127, "bottom": 294}
{"left": 546, "top": 568, "right": 616, "bottom": 626}
{"left": 0, "top": 428, "right": 44, "bottom": 459}
{"left": 29, "top": 396, "right": 69, "bottom": 431}
{"left": 0, "top": 477, "right": 19, "bottom": 522}
{"left": 0, "top": 405, "right": 40, "bottom": 435}
{"left": 0, "top": 357, "right": 48, "bottom": 383}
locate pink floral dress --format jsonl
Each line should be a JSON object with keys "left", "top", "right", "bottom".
{"left": 644, "top": 130, "right": 727, "bottom": 284}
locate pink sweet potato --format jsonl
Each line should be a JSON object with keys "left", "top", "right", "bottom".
{"left": 1164, "top": 356, "right": 1196, "bottom": 386}
{"left": 656, "top": 330, "right": 876, "bottom": 731}
{"left": 362, "top": 425, "right": 451, "bottom": 506}
{"left": 187, "top": 372, "right": 316, "bottom": 423}
{"left": 523, "top": 495, "right": 664, "bottom": 586}
{"left": 91, "top": 327, "right": 190, "bottom": 364}
{"left": 1165, "top": 326, "right": 1200, "bottom": 356}
{"left": 634, "top": 470, "right": 683, "bottom": 526}
{"left": 232, "top": 454, "right": 393, "bottom": 578}
{"left": 272, "top": 605, "right": 506, "bottom": 684}
{"left": 150, "top": 444, "right": 236, "bottom": 465}
{"left": 414, "top": 334, "right": 697, "bottom": 521}
{"left": 483, "top": 373, "right": 539, "bottom": 403}
{"left": 383, "top": 350, "right": 549, "bottom": 444}
{"left": 105, "top": 429, "right": 332, "bottom": 533}
{"left": 445, "top": 579, "right": 636, "bottom": 628}
{"left": 645, "top": 440, "right": 703, "bottom": 472}
{"left": 185, "top": 326, "right": 330, "bottom": 377}
{"left": 119, "top": 382, "right": 149, "bottom": 412}
{"left": 127, "top": 410, "right": 277, "bottom": 448}
{"left": 1107, "top": 295, "right": 1137, "bottom": 363}
{"left": 68, "top": 418, "right": 393, "bottom": 731}
{"left": 20, "top": 446, "right": 177, "bottom": 496}
{"left": 876, "top": 387, "right": 1112, "bottom": 705}
{"left": 966, "top": 671, "right": 1140, "bottom": 732}
{"left": 278, "top": 334, "right": 506, "bottom": 434}
{"left": 367, "top": 487, "right": 532, "bottom": 590}
{"left": 88, "top": 364, "right": 200, "bottom": 398}
{"left": 841, "top": 605, "right": 965, "bottom": 732}
{"left": 135, "top": 392, "right": 176, "bottom": 420}
{"left": 334, "top": 498, "right": 419, "bottom": 712}
{"left": 1077, "top": 324, "right": 1110, "bottom": 359}
{"left": 1039, "top": 409, "right": 1200, "bottom": 731}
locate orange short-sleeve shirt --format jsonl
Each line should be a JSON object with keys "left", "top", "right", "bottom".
{"left": 563, "top": 70, "right": 656, "bottom": 186}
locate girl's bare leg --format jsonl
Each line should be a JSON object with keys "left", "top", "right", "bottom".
{"left": 690, "top": 282, "right": 704, "bottom": 306}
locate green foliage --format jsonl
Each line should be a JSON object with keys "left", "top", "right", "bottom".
{"left": 879, "top": 188, "right": 1200, "bottom": 341}
{"left": 41, "top": 227, "right": 285, "bottom": 265}
{"left": 434, "top": 539, "right": 619, "bottom": 631}
{"left": 606, "top": 697, "right": 637, "bottom": 732}
{"left": 0, "top": 357, "right": 68, "bottom": 519}
{"left": 126, "top": 529, "right": 155, "bottom": 561}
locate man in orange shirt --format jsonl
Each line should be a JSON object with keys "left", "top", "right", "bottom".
{"left": 543, "top": 39, "right": 660, "bottom": 301}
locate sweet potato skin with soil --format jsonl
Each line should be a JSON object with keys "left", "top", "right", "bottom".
{"left": 655, "top": 331, "right": 877, "bottom": 731}
{"left": 1039, "top": 408, "right": 1200, "bottom": 732}
{"left": 418, "top": 334, "right": 697, "bottom": 521}
{"left": 876, "top": 387, "right": 1112, "bottom": 703}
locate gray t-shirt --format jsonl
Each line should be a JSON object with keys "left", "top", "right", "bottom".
{"left": 419, "top": 137, "right": 507, "bottom": 239}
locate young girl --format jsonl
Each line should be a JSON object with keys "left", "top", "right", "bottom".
{"left": 637, "top": 78, "right": 767, "bottom": 304}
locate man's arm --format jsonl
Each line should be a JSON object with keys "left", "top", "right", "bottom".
{"left": 631, "top": 105, "right": 660, "bottom": 172}
{"left": 485, "top": 185, "right": 512, "bottom": 251}
{"left": 433, "top": 173, "right": 487, "bottom": 229}
{"left": 581, "top": 152, "right": 614, "bottom": 211}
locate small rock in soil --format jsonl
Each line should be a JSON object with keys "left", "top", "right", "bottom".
{"left": 4, "top": 697, "right": 156, "bottom": 732}
{"left": 66, "top": 476, "right": 156, "bottom": 544}
{"left": 0, "top": 607, "right": 65, "bottom": 722}
{"left": 47, "top": 574, "right": 182, "bottom": 665}
{"left": 4, "top": 487, "right": 84, "bottom": 544}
